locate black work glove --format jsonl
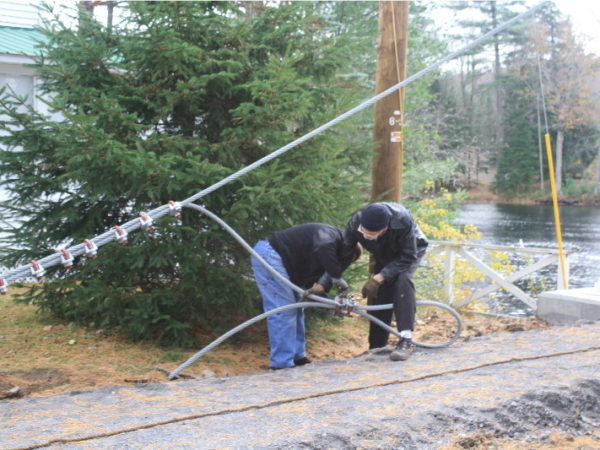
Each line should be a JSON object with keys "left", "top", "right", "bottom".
{"left": 332, "top": 278, "right": 349, "bottom": 294}
{"left": 361, "top": 277, "right": 381, "bottom": 304}
{"left": 302, "top": 283, "right": 325, "bottom": 301}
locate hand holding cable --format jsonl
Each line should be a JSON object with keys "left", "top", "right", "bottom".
{"left": 302, "top": 283, "right": 326, "bottom": 301}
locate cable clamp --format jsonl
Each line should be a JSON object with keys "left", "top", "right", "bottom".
{"left": 333, "top": 293, "right": 356, "bottom": 316}
{"left": 58, "top": 248, "right": 74, "bottom": 269}
{"left": 113, "top": 226, "right": 129, "bottom": 245}
{"left": 168, "top": 201, "right": 182, "bottom": 222}
{"left": 30, "top": 260, "right": 45, "bottom": 281}
{"left": 83, "top": 239, "right": 98, "bottom": 259}
{"left": 0, "top": 278, "right": 7, "bottom": 295}
{"left": 138, "top": 212, "right": 155, "bottom": 233}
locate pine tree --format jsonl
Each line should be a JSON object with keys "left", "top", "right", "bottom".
{"left": 0, "top": 2, "right": 370, "bottom": 344}
{"left": 495, "top": 75, "right": 538, "bottom": 193}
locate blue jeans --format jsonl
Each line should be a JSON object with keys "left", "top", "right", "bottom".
{"left": 251, "top": 240, "right": 306, "bottom": 369}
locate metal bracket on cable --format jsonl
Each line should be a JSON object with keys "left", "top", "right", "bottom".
{"left": 333, "top": 293, "right": 358, "bottom": 316}
{"left": 83, "top": 239, "right": 98, "bottom": 259}
{"left": 30, "top": 260, "right": 45, "bottom": 281}
{"left": 113, "top": 226, "right": 129, "bottom": 245}
{"left": 168, "top": 201, "right": 182, "bottom": 224}
{"left": 58, "top": 248, "right": 74, "bottom": 269}
{"left": 138, "top": 212, "right": 155, "bottom": 233}
{"left": 0, "top": 278, "right": 7, "bottom": 295}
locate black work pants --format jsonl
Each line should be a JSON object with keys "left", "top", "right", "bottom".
{"left": 368, "top": 265, "right": 418, "bottom": 349}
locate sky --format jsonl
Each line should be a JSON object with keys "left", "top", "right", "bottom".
{"left": 541, "top": 0, "right": 600, "bottom": 55}
{"left": 429, "top": 0, "right": 600, "bottom": 57}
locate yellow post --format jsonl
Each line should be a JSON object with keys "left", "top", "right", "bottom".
{"left": 544, "top": 133, "right": 568, "bottom": 289}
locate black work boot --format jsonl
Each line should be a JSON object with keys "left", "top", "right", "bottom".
{"left": 390, "top": 337, "right": 414, "bottom": 361}
{"left": 293, "top": 357, "right": 311, "bottom": 366}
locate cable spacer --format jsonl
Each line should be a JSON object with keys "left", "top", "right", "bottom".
{"left": 0, "top": 278, "right": 7, "bottom": 295}
{"left": 58, "top": 248, "right": 74, "bottom": 269}
{"left": 83, "top": 239, "right": 98, "bottom": 259}
{"left": 30, "top": 260, "right": 45, "bottom": 281}
{"left": 113, "top": 226, "right": 128, "bottom": 245}
{"left": 138, "top": 212, "right": 155, "bottom": 233}
{"left": 168, "top": 200, "right": 182, "bottom": 222}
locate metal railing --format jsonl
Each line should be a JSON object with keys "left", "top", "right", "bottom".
{"left": 425, "top": 240, "right": 569, "bottom": 309}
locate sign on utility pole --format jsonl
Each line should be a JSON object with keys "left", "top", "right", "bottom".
{"left": 371, "top": 1, "right": 408, "bottom": 203}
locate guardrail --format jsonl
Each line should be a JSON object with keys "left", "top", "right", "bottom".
{"left": 425, "top": 240, "right": 569, "bottom": 309}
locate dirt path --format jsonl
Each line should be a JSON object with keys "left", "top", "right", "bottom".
{"left": 2, "top": 322, "right": 599, "bottom": 449}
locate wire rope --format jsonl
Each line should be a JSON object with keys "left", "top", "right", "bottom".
{"left": 0, "top": 3, "right": 543, "bottom": 286}
{"left": 168, "top": 203, "right": 462, "bottom": 380}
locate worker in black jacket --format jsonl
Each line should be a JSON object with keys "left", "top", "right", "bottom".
{"left": 250, "top": 223, "right": 361, "bottom": 370}
{"left": 343, "top": 202, "right": 428, "bottom": 361}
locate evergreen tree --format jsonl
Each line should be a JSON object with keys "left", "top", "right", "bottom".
{"left": 495, "top": 75, "right": 538, "bottom": 193}
{"left": 0, "top": 1, "right": 370, "bottom": 344}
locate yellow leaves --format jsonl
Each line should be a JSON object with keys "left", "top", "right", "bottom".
{"left": 463, "top": 224, "right": 482, "bottom": 241}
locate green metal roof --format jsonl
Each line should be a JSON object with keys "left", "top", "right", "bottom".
{"left": 0, "top": 26, "right": 45, "bottom": 56}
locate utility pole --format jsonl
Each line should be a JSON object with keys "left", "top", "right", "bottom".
{"left": 371, "top": 1, "right": 409, "bottom": 203}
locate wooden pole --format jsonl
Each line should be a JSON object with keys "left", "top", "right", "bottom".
{"left": 371, "top": 1, "right": 409, "bottom": 203}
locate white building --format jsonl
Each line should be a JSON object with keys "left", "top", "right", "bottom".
{"left": 0, "top": 1, "right": 45, "bottom": 250}
{"left": 0, "top": 0, "right": 48, "bottom": 116}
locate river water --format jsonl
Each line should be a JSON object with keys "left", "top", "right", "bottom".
{"left": 453, "top": 203, "right": 600, "bottom": 314}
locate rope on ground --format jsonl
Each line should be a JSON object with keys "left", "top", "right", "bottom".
{"left": 14, "top": 344, "right": 600, "bottom": 450}
{"left": 0, "top": 3, "right": 544, "bottom": 289}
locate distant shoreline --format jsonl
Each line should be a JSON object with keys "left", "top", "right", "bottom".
{"left": 465, "top": 187, "right": 600, "bottom": 207}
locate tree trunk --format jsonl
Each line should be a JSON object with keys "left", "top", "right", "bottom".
{"left": 371, "top": 1, "right": 408, "bottom": 203}
{"left": 555, "top": 130, "right": 564, "bottom": 194}
{"left": 491, "top": 2, "right": 504, "bottom": 155}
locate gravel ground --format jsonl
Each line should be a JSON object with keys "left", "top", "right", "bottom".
{"left": 2, "top": 322, "right": 600, "bottom": 449}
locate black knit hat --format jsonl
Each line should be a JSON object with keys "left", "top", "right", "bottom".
{"left": 360, "top": 203, "right": 391, "bottom": 231}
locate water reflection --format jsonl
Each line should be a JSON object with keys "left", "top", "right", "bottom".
{"left": 455, "top": 203, "right": 600, "bottom": 290}
{"left": 450, "top": 203, "right": 600, "bottom": 316}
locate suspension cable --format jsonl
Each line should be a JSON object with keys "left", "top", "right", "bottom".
{"left": 0, "top": 3, "right": 544, "bottom": 287}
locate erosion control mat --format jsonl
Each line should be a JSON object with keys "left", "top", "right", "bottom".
{"left": 2, "top": 323, "right": 600, "bottom": 449}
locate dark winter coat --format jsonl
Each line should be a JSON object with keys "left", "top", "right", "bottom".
{"left": 343, "top": 202, "right": 428, "bottom": 280}
{"left": 267, "top": 223, "right": 352, "bottom": 289}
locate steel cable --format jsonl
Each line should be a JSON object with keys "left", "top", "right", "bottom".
{"left": 168, "top": 203, "right": 462, "bottom": 380}
{"left": 0, "top": 3, "right": 543, "bottom": 285}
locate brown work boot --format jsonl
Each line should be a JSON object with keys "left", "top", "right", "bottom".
{"left": 390, "top": 338, "right": 414, "bottom": 361}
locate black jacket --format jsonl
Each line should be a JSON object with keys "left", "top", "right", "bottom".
{"left": 343, "top": 203, "right": 428, "bottom": 280}
{"left": 267, "top": 223, "right": 352, "bottom": 289}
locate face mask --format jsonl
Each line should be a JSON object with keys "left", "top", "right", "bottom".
{"left": 358, "top": 225, "right": 382, "bottom": 240}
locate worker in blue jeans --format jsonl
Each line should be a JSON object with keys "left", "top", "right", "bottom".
{"left": 251, "top": 223, "right": 361, "bottom": 370}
